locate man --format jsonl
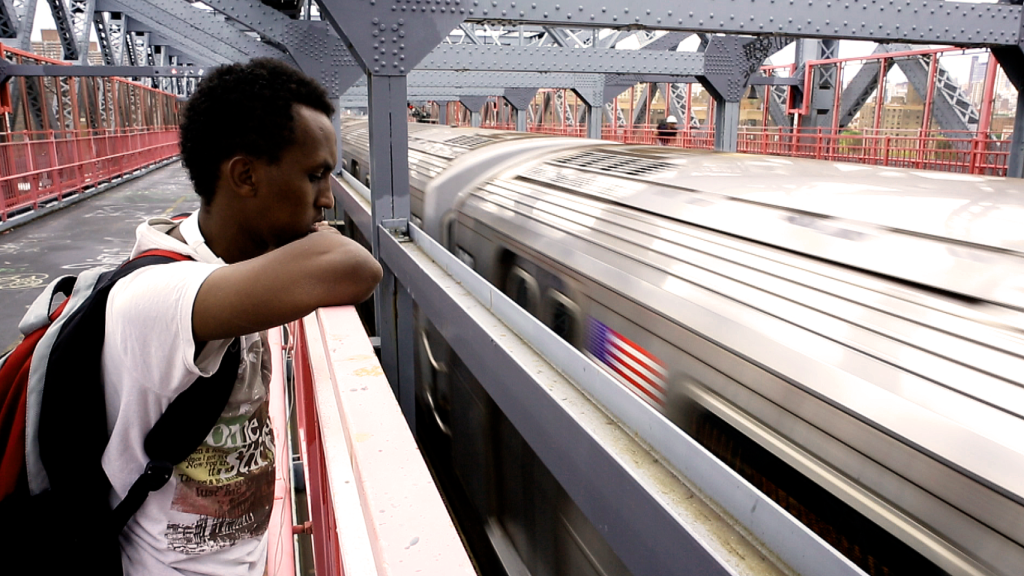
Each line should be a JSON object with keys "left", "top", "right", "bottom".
{"left": 656, "top": 115, "right": 679, "bottom": 146}
{"left": 100, "top": 58, "right": 382, "bottom": 574}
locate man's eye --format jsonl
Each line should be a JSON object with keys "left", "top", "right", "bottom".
{"left": 309, "top": 172, "right": 325, "bottom": 182}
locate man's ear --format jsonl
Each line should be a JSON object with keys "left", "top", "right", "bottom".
{"left": 225, "top": 156, "right": 257, "bottom": 198}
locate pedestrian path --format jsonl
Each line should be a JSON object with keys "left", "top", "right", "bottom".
{"left": 0, "top": 163, "right": 199, "bottom": 352}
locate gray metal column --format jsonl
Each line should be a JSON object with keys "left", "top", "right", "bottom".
{"left": 699, "top": 36, "right": 787, "bottom": 152}
{"left": 332, "top": 102, "right": 344, "bottom": 174}
{"left": 367, "top": 73, "right": 414, "bottom": 421}
{"left": 571, "top": 76, "right": 604, "bottom": 139}
{"left": 1008, "top": 97, "right": 1024, "bottom": 179}
{"left": 504, "top": 88, "right": 537, "bottom": 133}
{"left": 315, "top": 0, "right": 467, "bottom": 424}
{"left": 437, "top": 101, "right": 447, "bottom": 125}
{"left": 794, "top": 39, "right": 839, "bottom": 129}
{"left": 992, "top": 47, "right": 1024, "bottom": 178}
{"left": 714, "top": 100, "right": 740, "bottom": 152}
{"left": 460, "top": 95, "right": 488, "bottom": 127}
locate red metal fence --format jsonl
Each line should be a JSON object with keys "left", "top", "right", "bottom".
{"left": 0, "top": 127, "right": 179, "bottom": 221}
{"left": 452, "top": 46, "right": 1020, "bottom": 178}
{"left": 476, "top": 122, "right": 1013, "bottom": 176}
{"left": 0, "top": 42, "right": 183, "bottom": 222}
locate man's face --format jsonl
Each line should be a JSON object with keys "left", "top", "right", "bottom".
{"left": 252, "top": 104, "right": 337, "bottom": 251}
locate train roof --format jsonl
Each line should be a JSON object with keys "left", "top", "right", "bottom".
{"left": 503, "top": 144, "right": 1024, "bottom": 310}
{"left": 531, "top": 145, "right": 1023, "bottom": 253}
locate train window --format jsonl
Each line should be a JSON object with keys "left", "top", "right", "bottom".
{"left": 445, "top": 217, "right": 457, "bottom": 250}
{"left": 546, "top": 290, "right": 580, "bottom": 346}
{"left": 456, "top": 246, "right": 475, "bottom": 269}
{"left": 506, "top": 266, "right": 539, "bottom": 313}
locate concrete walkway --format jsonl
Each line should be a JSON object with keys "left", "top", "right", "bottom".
{"left": 0, "top": 163, "right": 200, "bottom": 352}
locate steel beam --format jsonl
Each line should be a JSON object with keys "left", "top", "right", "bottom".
{"left": 0, "top": 0, "right": 18, "bottom": 38}
{"left": 640, "top": 31, "right": 691, "bottom": 51}
{"left": 391, "top": 70, "right": 605, "bottom": 90}
{"left": 126, "top": 0, "right": 286, "bottom": 61}
{"left": 162, "top": 46, "right": 214, "bottom": 68}
{"left": 888, "top": 44, "right": 979, "bottom": 131}
{"left": 46, "top": 0, "right": 95, "bottom": 63}
{"left": 456, "top": 23, "right": 482, "bottom": 44}
{"left": 9, "top": 0, "right": 37, "bottom": 50}
{"left": 460, "top": 1, "right": 1023, "bottom": 47}
{"left": 420, "top": 44, "right": 703, "bottom": 75}
{"left": 201, "top": 0, "right": 361, "bottom": 97}
{"left": 836, "top": 46, "right": 979, "bottom": 134}
{"left": 95, "top": 0, "right": 252, "bottom": 64}
{"left": 317, "top": 0, "right": 465, "bottom": 75}
{"left": 92, "top": 12, "right": 114, "bottom": 65}
{"left": 128, "top": 31, "right": 150, "bottom": 82}
{"left": 102, "top": 7, "right": 231, "bottom": 66}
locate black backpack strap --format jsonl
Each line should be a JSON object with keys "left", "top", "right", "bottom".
{"left": 109, "top": 338, "right": 241, "bottom": 533}
{"left": 38, "top": 253, "right": 242, "bottom": 535}
{"left": 40, "top": 254, "right": 196, "bottom": 499}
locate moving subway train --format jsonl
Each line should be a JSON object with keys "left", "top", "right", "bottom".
{"left": 341, "top": 118, "right": 1024, "bottom": 576}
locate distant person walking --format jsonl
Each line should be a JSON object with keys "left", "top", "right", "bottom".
{"left": 656, "top": 115, "right": 679, "bottom": 146}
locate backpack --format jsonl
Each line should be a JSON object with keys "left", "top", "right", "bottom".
{"left": 0, "top": 249, "right": 240, "bottom": 572}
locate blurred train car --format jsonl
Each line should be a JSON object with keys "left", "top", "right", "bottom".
{"left": 341, "top": 118, "right": 1024, "bottom": 576}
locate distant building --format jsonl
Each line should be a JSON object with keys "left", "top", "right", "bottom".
{"left": 31, "top": 29, "right": 103, "bottom": 65}
{"left": 852, "top": 100, "right": 925, "bottom": 134}
{"left": 968, "top": 55, "right": 988, "bottom": 85}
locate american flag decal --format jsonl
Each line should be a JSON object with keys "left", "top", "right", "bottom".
{"left": 586, "top": 319, "right": 667, "bottom": 406}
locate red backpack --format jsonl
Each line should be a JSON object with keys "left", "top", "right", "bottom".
{"left": 0, "top": 249, "right": 239, "bottom": 572}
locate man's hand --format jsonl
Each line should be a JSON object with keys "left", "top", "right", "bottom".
{"left": 313, "top": 221, "right": 341, "bottom": 235}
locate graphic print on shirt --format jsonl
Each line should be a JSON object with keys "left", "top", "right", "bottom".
{"left": 166, "top": 335, "right": 275, "bottom": 555}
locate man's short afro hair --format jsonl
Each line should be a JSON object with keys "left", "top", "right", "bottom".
{"left": 179, "top": 58, "right": 335, "bottom": 203}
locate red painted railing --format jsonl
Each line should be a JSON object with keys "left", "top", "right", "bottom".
{"left": 286, "top": 306, "right": 475, "bottom": 576}
{"left": 478, "top": 122, "right": 1012, "bottom": 177}
{"left": 734, "top": 127, "right": 1010, "bottom": 176}
{"left": 0, "top": 127, "right": 180, "bottom": 221}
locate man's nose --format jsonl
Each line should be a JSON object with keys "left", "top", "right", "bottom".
{"left": 316, "top": 183, "right": 335, "bottom": 210}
